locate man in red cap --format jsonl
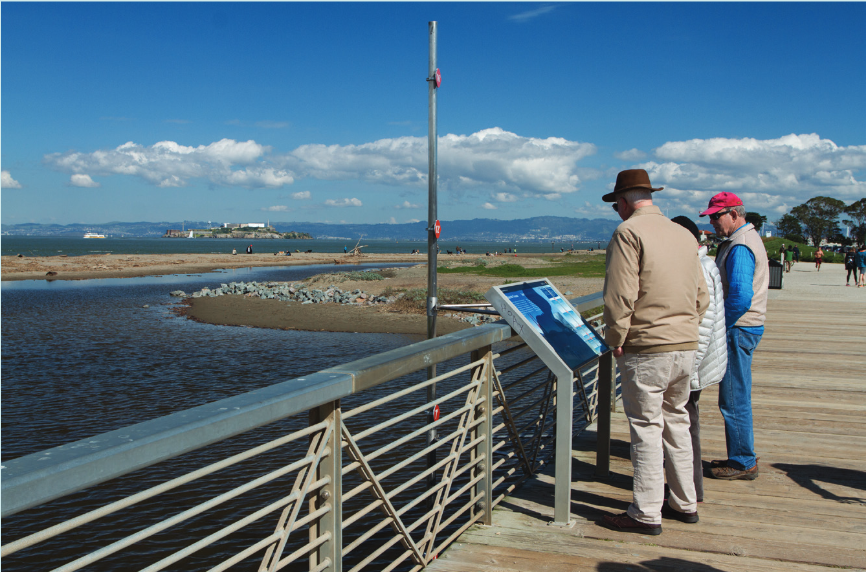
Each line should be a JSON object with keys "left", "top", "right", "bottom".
{"left": 700, "top": 192, "right": 769, "bottom": 480}
{"left": 600, "top": 169, "right": 709, "bottom": 534}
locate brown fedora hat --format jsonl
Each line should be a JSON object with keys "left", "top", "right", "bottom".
{"left": 602, "top": 169, "right": 663, "bottom": 202}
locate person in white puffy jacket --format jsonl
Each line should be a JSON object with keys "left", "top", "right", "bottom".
{"left": 672, "top": 216, "right": 727, "bottom": 502}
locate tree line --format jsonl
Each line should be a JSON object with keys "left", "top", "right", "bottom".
{"left": 745, "top": 197, "right": 866, "bottom": 247}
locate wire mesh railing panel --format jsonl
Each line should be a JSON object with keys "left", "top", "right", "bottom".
{"left": 1, "top": 418, "right": 336, "bottom": 572}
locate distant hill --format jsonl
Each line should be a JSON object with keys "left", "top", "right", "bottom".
{"left": 1, "top": 216, "right": 715, "bottom": 241}
{"left": 2, "top": 216, "right": 621, "bottom": 241}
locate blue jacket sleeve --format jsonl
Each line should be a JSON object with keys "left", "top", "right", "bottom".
{"left": 724, "top": 244, "right": 755, "bottom": 329}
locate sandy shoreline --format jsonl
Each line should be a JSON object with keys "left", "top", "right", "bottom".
{"left": 5, "top": 251, "right": 606, "bottom": 335}
{"left": 0, "top": 252, "right": 427, "bottom": 282}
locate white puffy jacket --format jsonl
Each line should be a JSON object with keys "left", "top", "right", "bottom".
{"left": 691, "top": 246, "right": 727, "bottom": 390}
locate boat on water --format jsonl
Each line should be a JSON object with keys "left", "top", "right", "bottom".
{"left": 83, "top": 232, "right": 106, "bottom": 239}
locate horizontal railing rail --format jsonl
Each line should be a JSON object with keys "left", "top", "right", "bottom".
{"left": 1, "top": 290, "right": 617, "bottom": 572}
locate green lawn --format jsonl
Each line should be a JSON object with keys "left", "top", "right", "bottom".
{"left": 438, "top": 258, "right": 606, "bottom": 278}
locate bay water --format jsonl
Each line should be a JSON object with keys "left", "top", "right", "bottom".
{"left": 1, "top": 260, "right": 523, "bottom": 570}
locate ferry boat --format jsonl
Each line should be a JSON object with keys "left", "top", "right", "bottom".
{"left": 83, "top": 232, "right": 106, "bottom": 239}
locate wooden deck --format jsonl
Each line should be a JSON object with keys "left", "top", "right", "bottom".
{"left": 429, "top": 267, "right": 866, "bottom": 572}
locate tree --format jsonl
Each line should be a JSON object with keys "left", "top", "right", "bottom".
{"left": 843, "top": 198, "right": 866, "bottom": 246}
{"left": 745, "top": 212, "right": 767, "bottom": 233}
{"left": 790, "top": 196, "right": 846, "bottom": 246}
{"left": 775, "top": 213, "right": 803, "bottom": 240}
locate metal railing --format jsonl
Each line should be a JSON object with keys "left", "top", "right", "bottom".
{"left": 1, "top": 291, "right": 620, "bottom": 572}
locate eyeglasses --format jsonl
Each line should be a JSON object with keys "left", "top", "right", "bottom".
{"left": 612, "top": 203, "right": 619, "bottom": 213}
{"left": 709, "top": 210, "right": 731, "bottom": 221}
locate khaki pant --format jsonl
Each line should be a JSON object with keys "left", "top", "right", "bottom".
{"left": 618, "top": 350, "right": 697, "bottom": 524}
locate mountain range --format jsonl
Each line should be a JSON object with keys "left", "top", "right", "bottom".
{"left": 1, "top": 216, "right": 714, "bottom": 241}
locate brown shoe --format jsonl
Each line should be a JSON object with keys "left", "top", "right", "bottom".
{"left": 710, "top": 463, "right": 759, "bottom": 480}
{"left": 601, "top": 512, "right": 662, "bottom": 535}
{"left": 708, "top": 459, "right": 728, "bottom": 468}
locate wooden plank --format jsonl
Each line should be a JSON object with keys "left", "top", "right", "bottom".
{"left": 439, "top": 508, "right": 866, "bottom": 570}
{"left": 431, "top": 540, "right": 849, "bottom": 572}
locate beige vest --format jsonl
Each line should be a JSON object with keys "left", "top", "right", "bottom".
{"left": 715, "top": 223, "right": 769, "bottom": 328}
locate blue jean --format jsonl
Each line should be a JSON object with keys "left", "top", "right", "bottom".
{"left": 718, "top": 327, "right": 762, "bottom": 470}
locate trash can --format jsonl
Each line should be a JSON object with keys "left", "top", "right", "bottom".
{"left": 768, "top": 258, "right": 783, "bottom": 289}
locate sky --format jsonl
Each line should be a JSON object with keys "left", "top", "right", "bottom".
{"left": 2, "top": 2, "right": 865, "bottom": 228}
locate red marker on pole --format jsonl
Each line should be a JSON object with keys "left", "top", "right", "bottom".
{"left": 433, "top": 404, "right": 440, "bottom": 421}
{"left": 434, "top": 220, "right": 441, "bottom": 239}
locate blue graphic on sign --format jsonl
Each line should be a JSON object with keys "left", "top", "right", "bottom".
{"left": 500, "top": 282, "right": 608, "bottom": 369}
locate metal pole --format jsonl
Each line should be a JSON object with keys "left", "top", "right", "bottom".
{"left": 595, "top": 351, "right": 613, "bottom": 478}
{"left": 425, "top": 20, "right": 439, "bottom": 511}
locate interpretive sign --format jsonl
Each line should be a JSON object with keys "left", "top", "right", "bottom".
{"left": 485, "top": 279, "right": 608, "bottom": 375}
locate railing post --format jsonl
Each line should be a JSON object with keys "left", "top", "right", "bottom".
{"left": 310, "top": 400, "right": 341, "bottom": 572}
{"left": 595, "top": 352, "right": 612, "bottom": 478}
{"left": 471, "top": 346, "right": 493, "bottom": 525}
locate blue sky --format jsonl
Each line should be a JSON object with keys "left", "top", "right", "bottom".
{"left": 2, "top": 2, "right": 865, "bottom": 227}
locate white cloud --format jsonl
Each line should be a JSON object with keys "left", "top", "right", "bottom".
{"left": 282, "top": 127, "right": 595, "bottom": 197}
{"left": 575, "top": 201, "right": 616, "bottom": 218}
{"left": 388, "top": 217, "right": 398, "bottom": 224}
{"left": 614, "top": 148, "right": 647, "bottom": 161}
{"left": 1, "top": 170, "right": 22, "bottom": 188}
{"left": 643, "top": 133, "right": 866, "bottom": 215}
{"left": 492, "top": 192, "right": 518, "bottom": 202}
{"left": 43, "top": 129, "right": 595, "bottom": 197}
{"left": 70, "top": 174, "right": 100, "bottom": 188}
{"left": 509, "top": 5, "right": 557, "bottom": 22}
{"left": 292, "top": 190, "right": 311, "bottom": 200}
{"left": 395, "top": 200, "right": 422, "bottom": 209}
{"left": 265, "top": 205, "right": 290, "bottom": 212}
{"left": 45, "top": 138, "right": 290, "bottom": 189}
{"left": 482, "top": 202, "right": 497, "bottom": 210}
{"left": 324, "top": 197, "right": 363, "bottom": 207}
{"left": 542, "top": 193, "right": 562, "bottom": 201}
{"left": 406, "top": 218, "right": 422, "bottom": 223}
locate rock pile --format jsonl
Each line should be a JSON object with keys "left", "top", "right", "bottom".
{"left": 171, "top": 281, "right": 392, "bottom": 305}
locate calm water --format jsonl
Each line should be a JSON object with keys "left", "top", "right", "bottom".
{"left": 1, "top": 236, "right": 607, "bottom": 258}
{"left": 1, "top": 262, "right": 533, "bottom": 570}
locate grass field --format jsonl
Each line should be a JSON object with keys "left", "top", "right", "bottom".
{"left": 438, "top": 256, "right": 606, "bottom": 278}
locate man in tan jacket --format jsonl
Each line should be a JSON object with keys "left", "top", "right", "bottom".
{"left": 600, "top": 169, "right": 709, "bottom": 535}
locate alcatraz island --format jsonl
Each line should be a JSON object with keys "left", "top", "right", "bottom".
{"left": 163, "top": 222, "right": 312, "bottom": 240}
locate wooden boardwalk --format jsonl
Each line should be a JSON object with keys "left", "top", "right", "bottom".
{"left": 430, "top": 267, "right": 866, "bottom": 572}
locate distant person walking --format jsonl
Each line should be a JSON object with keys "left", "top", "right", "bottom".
{"left": 700, "top": 192, "right": 768, "bottom": 481}
{"left": 815, "top": 247, "right": 824, "bottom": 270}
{"left": 854, "top": 244, "right": 866, "bottom": 288}
{"left": 845, "top": 248, "right": 858, "bottom": 286}
{"left": 793, "top": 245, "right": 800, "bottom": 263}
{"left": 246, "top": 244, "right": 253, "bottom": 254}
{"left": 784, "top": 248, "right": 794, "bottom": 273}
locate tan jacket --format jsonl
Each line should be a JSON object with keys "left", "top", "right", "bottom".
{"left": 603, "top": 206, "right": 709, "bottom": 353}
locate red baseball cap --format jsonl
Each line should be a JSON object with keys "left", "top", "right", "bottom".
{"left": 699, "top": 192, "right": 743, "bottom": 217}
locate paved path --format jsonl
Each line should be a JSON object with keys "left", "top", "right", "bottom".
{"left": 429, "top": 264, "right": 866, "bottom": 572}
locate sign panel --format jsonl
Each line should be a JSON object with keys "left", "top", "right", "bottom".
{"left": 434, "top": 220, "right": 441, "bottom": 239}
{"left": 434, "top": 68, "right": 442, "bottom": 88}
{"left": 485, "top": 279, "right": 608, "bottom": 373}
